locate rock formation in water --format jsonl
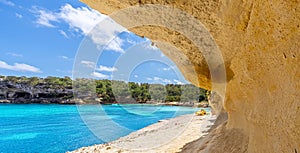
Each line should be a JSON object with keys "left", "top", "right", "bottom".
{"left": 81, "top": 0, "right": 300, "bottom": 152}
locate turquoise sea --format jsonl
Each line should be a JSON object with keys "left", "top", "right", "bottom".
{"left": 0, "top": 104, "right": 205, "bottom": 153}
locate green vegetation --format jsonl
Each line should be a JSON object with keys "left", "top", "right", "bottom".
{"left": 0, "top": 76, "right": 209, "bottom": 104}
{"left": 76, "top": 79, "right": 209, "bottom": 104}
{"left": 0, "top": 76, "right": 73, "bottom": 89}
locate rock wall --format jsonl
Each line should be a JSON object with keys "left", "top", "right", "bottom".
{"left": 0, "top": 81, "right": 74, "bottom": 104}
{"left": 81, "top": 0, "right": 300, "bottom": 152}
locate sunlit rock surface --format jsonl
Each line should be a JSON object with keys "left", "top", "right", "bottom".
{"left": 81, "top": 0, "right": 299, "bottom": 152}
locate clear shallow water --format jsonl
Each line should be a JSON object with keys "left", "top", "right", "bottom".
{"left": 0, "top": 104, "right": 206, "bottom": 153}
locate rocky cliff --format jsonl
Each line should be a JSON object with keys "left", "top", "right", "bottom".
{"left": 81, "top": 0, "right": 300, "bottom": 152}
{"left": 0, "top": 80, "right": 74, "bottom": 104}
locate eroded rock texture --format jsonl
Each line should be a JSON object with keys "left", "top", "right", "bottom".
{"left": 81, "top": 0, "right": 299, "bottom": 152}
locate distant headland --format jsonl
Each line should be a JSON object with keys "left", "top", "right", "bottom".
{"left": 0, "top": 76, "right": 209, "bottom": 106}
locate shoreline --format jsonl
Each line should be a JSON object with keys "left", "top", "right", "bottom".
{"left": 69, "top": 114, "right": 216, "bottom": 153}
{"left": 0, "top": 102, "right": 207, "bottom": 108}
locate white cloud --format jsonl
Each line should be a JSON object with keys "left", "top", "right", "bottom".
{"left": 56, "top": 69, "right": 72, "bottom": 74}
{"left": 126, "top": 38, "right": 137, "bottom": 45}
{"left": 58, "top": 30, "right": 68, "bottom": 38}
{"left": 153, "top": 77, "right": 172, "bottom": 84}
{"left": 33, "top": 4, "right": 105, "bottom": 31}
{"left": 146, "top": 77, "right": 153, "bottom": 81}
{"left": 0, "top": 60, "right": 41, "bottom": 73}
{"left": 162, "top": 66, "right": 176, "bottom": 71}
{"left": 34, "top": 8, "right": 58, "bottom": 28}
{"left": 6, "top": 52, "right": 23, "bottom": 57}
{"left": 33, "top": 4, "right": 105, "bottom": 34}
{"left": 96, "top": 65, "right": 117, "bottom": 72}
{"left": 105, "top": 37, "right": 124, "bottom": 53}
{"left": 80, "top": 60, "right": 95, "bottom": 68}
{"left": 0, "top": 0, "right": 14, "bottom": 6}
{"left": 153, "top": 77, "right": 160, "bottom": 81}
{"left": 134, "top": 75, "right": 138, "bottom": 78}
{"left": 91, "top": 72, "right": 109, "bottom": 79}
{"left": 58, "top": 55, "right": 72, "bottom": 61}
{"left": 59, "top": 4, "right": 105, "bottom": 35}
{"left": 15, "top": 13, "right": 22, "bottom": 19}
{"left": 59, "top": 56, "right": 68, "bottom": 59}
{"left": 33, "top": 4, "right": 125, "bottom": 53}
{"left": 173, "top": 79, "right": 184, "bottom": 85}
{"left": 88, "top": 22, "right": 126, "bottom": 53}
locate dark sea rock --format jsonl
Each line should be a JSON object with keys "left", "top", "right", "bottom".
{"left": 0, "top": 80, "right": 74, "bottom": 104}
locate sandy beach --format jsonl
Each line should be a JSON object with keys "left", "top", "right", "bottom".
{"left": 69, "top": 114, "right": 216, "bottom": 153}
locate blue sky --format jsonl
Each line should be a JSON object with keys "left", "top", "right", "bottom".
{"left": 0, "top": 0, "right": 189, "bottom": 84}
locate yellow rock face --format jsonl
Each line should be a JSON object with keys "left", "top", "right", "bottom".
{"left": 195, "top": 109, "right": 207, "bottom": 116}
{"left": 81, "top": 0, "right": 299, "bottom": 152}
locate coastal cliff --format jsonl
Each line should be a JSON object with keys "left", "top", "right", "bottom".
{"left": 0, "top": 76, "right": 207, "bottom": 105}
{"left": 0, "top": 78, "right": 73, "bottom": 104}
{"left": 81, "top": 0, "right": 300, "bottom": 152}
